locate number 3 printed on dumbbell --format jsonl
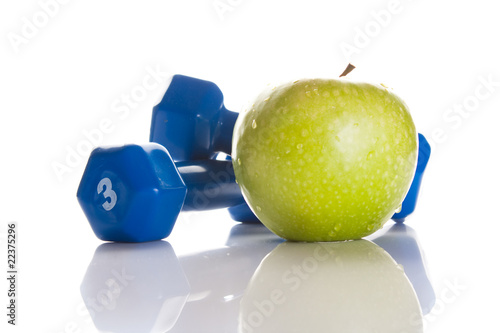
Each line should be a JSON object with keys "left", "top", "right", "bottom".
{"left": 97, "top": 177, "right": 117, "bottom": 211}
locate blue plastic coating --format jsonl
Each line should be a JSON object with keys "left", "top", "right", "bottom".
{"left": 77, "top": 143, "right": 186, "bottom": 242}
{"left": 150, "top": 75, "right": 238, "bottom": 161}
{"left": 77, "top": 143, "right": 245, "bottom": 242}
{"left": 392, "top": 133, "right": 431, "bottom": 222}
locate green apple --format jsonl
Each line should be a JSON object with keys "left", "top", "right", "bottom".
{"left": 239, "top": 241, "right": 423, "bottom": 332}
{"left": 232, "top": 79, "right": 418, "bottom": 241}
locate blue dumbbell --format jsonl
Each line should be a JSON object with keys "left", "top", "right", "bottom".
{"left": 76, "top": 143, "right": 244, "bottom": 242}
{"left": 150, "top": 75, "right": 431, "bottom": 223}
{"left": 150, "top": 74, "right": 259, "bottom": 222}
{"left": 392, "top": 133, "right": 431, "bottom": 222}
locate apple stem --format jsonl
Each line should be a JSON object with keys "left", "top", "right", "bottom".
{"left": 339, "top": 63, "right": 356, "bottom": 77}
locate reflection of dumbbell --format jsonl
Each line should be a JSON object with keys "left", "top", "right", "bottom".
{"left": 77, "top": 143, "right": 244, "bottom": 242}
{"left": 150, "top": 75, "right": 431, "bottom": 224}
{"left": 170, "top": 225, "right": 282, "bottom": 333}
{"left": 80, "top": 224, "right": 282, "bottom": 333}
{"left": 80, "top": 241, "right": 189, "bottom": 333}
{"left": 371, "top": 223, "right": 435, "bottom": 314}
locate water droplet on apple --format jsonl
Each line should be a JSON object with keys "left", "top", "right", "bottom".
{"left": 366, "top": 151, "right": 374, "bottom": 160}
{"left": 252, "top": 119, "right": 257, "bottom": 129}
{"left": 296, "top": 143, "right": 303, "bottom": 149}
{"left": 305, "top": 91, "right": 312, "bottom": 97}
{"left": 293, "top": 80, "right": 300, "bottom": 84}
{"left": 301, "top": 129, "right": 308, "bottom": 137}
{"left": 264, "top": 97, "right": 270, "bottom": 102}
{"left": 334, "top": 224, "right": 341, "bottom": 231}
{"left": 237, "top": 158, "right": 241, "bottom": 165}
{"left": 256, "top": 206, "right": 262, "bottom": 212}
{"left": 395, "top": 204, "right": 402, "bottom": 213}
{"left": 313, "top": 88, "right": 319, "bottom": 95}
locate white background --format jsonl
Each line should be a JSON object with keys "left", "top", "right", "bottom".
{"left": 1, "top": 0, "right": 499, "bottom": 332}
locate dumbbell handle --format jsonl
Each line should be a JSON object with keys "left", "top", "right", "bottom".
{"left": 211, "top": 107, "right": 239, "bottom": 157}
{"left": 177, "top": 160, "right": 244, "bottom": 211}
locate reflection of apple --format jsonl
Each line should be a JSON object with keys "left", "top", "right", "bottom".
{"left": 239, "top": 240, "right": 423, "bottom": 333}
{"left": 232, "top": 79, "right": 418, "bottom": 241}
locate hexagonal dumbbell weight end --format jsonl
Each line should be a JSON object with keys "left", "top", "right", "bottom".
{"left": 150, "top": 74, "right": 237, "bottom": 161}
{"left": 77, "top": 143, "right": 187, "bottom": 242}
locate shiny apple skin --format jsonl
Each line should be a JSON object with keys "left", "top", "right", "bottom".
{"left": 232, "top": 79, "right": 417, "bottom": 241}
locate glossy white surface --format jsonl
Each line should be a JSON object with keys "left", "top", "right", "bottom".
{"left": 1, "top": 0, "right": 500, "bottom": 332}
{"left": 79, "top": 223, "right": 431, "bottom": 333}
